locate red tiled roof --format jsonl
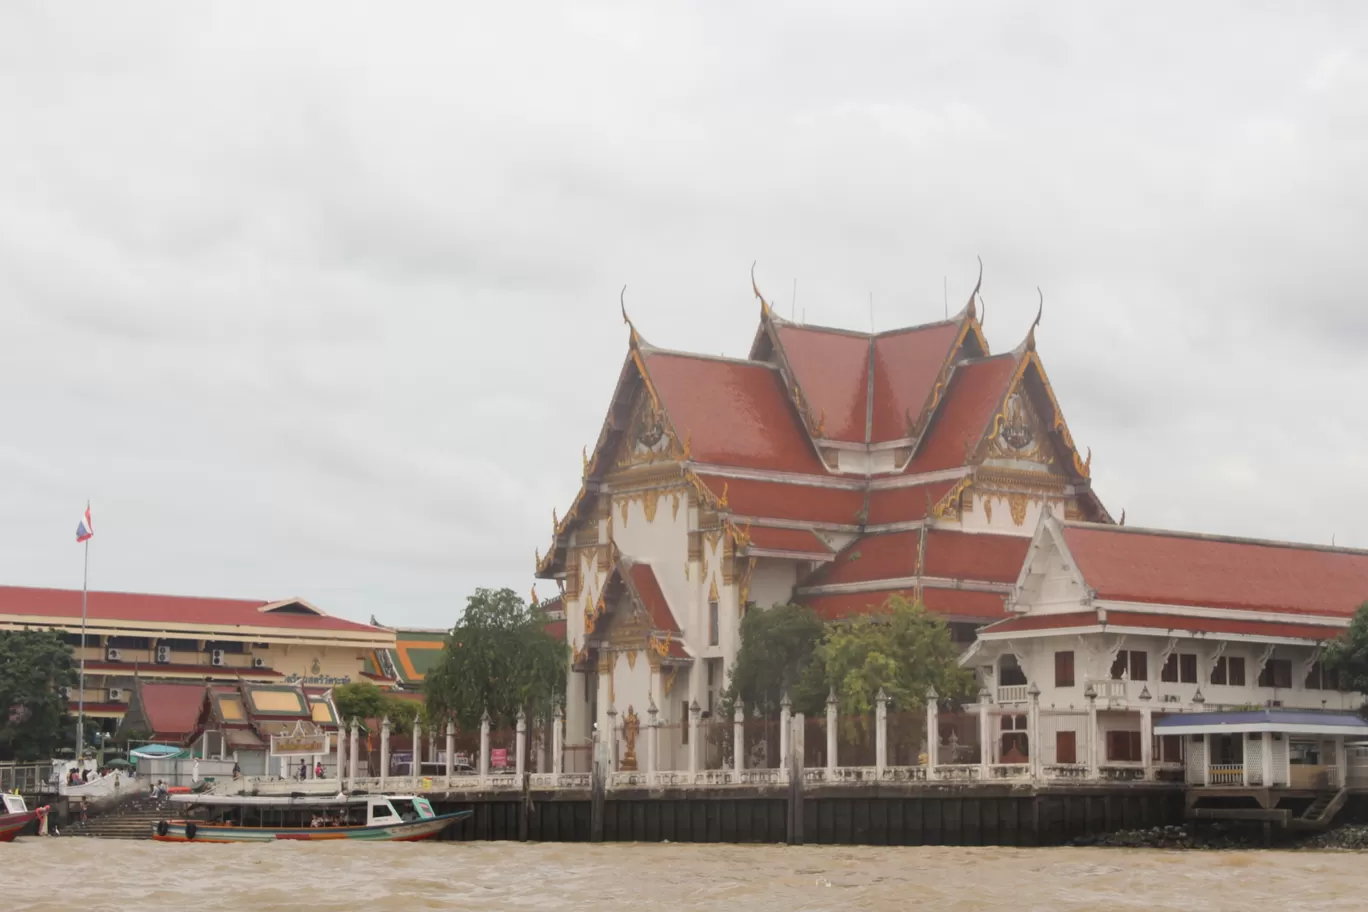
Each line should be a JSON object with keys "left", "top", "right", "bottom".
{"left": 544, "top": 619, "right": 567, "bottom": 641}
{"left": 693, "top": 474, "right": 865, "bottom": 526}
{"left": 626, "top": 563, "right": 680, "bottom": 633}
{"left": 981, "top": 608, "right": 1346, "bottom": 642}
{"left": 644, "top": 351, "right": 825, "bottom": 474}
{"left": 1103, "top": 610, "right": 1344, "bottom": 641}
{"left": 905, "top": 355, "right": 1017, "bottom": 474}
{"left": 75, "top": 703, "right": 128, "bottom": 714}
{"left": 980, "top": 611, "right": 1100, "bottom": 635}
{"left": 81, "top": 662, "right": 283, "bottom": 678}
{"left": 1063, "top": 524, "right": 1368, "bottom": 618}
{"left": 773, "top": 324, "right": 871, "bottom": 443}
{"left": 801, "top": 587, "right": 1007, "bottom": 622}
{"left": 865, "top": 480, "right": 959, "bottom": 526}
{"left": 743, "top": 526, "right": 833, "bottom": 556}
{"left": 138, "top": 682, "right": 205, "bottom": 737}
{"left": 0, "top": 586, "right": 383, "bottom": 634}
{"left": 814, "top": 530, "right": 1030, "bottom": 587}
{"left": 870, "top": 322, "right": 963, "bottom": 443}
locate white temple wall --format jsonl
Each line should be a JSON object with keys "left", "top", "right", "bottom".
{"left": 748, "top": 559, "right": 799, "bottom": 612}
{"left": 611, "top": 490, "right": 693, "bottom": 639}
{"left": 959, "top": 494, "right": 1062, "bottom": 536}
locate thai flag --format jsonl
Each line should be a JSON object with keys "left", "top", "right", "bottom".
{"left": 76, "top": 506, "right": 93, "bottom": 543}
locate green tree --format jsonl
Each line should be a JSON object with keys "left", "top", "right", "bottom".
{"left": 1324, "top": 601, "right": 1368, "bottom": 698}
{"left": 423, "top": 588, "right": 567, "bottom": 730}
{"left": 0, "top": 630, "right": 77, "bottom": 761}
{"left": 332, "top": 681, "right": 390, "bottom": 725}
{"left": 812, "top": 595, "right": 975, "bottom": 717}
{"left": 723, "top": 603, "right": 826, "bottom": 717}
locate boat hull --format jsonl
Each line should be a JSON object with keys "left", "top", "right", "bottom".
{"left": 0, "top": 812, "right": 38, "bottom": 843}
{"left": 151, "top": 810, "right": 470, "bottom": 843}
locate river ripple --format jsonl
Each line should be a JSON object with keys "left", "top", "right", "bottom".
{"left": 5, "top": 840, "right": 1361, "bottom": 911}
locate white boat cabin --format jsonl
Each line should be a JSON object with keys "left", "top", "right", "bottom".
{"left": 2, "top": 794, "right": 28, "bottom": 815}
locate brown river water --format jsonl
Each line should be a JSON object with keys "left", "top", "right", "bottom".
{"left": 5, "top": 840, "right": 1361, "bottom": 911}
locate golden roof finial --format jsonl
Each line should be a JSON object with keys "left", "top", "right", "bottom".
{"left": 582, "top": 445, "right": 590, "bottom": 476}
{"left": 1084, "top": 446, "right": 1092, "bottom": 472}
{"left": 1119, "top": 508, "right": 1126, "bottom": 526}
{"left": 965, "top": 255, "right": 983, "bottom": 321}
{"left": 751, "top": 260, "right": 772, "bottom": 318}
{"left": 1025, "top": 287, "right": 1043, "bottom": 352}
{"left": 719, "top": 482, "right": 729, "bottom": 508}
{"left": 552, "top": 507, "right": 559, "bottom": 529}
{"left": 621, "top": 285, "right": 641, "bottom": 348}
{"left": 530, "top": 585, "right": 539, "bottom": 607}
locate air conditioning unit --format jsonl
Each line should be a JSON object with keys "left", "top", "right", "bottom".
{"left": 252, "top": 657, "right": 267, "bottom": 669}
{"left": 211, "top": 650, "right": 225, "bottom": 666}
{"left": 156, "top": 646, "right": 172, "bottom": 664}
{"left": 1161, "top": 694, "right": 1181, "bottom": 703}
{"left": 106, "top": 648, "right": 122, "bottom": 662}
{"left": 107, "top": 688, "right": 122, "bottom": 702}
{"left": 1266, "top": 699, "right": 1283, "bottom": 708}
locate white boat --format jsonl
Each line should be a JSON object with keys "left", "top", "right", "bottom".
{"left": 152, "top": 793, "right": 470, "bottom": 843}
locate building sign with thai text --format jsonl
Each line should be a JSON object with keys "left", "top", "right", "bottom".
{"left": 283, "top": 674, "right": 352, "bottom": 686}
{"left": 271, "top": 732, "right": 330, "bottom": 755}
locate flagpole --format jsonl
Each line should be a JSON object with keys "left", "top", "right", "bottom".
{"left": 76, "top": 506, "right": 90, "bottom": 762}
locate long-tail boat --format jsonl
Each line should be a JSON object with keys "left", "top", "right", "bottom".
{"left": 153, "top": 793, "right": 470, "bottom": 843}
{"left": 0, "top": 794, "right": 38, "bottom": 843}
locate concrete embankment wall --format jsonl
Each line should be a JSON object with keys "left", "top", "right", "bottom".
{"left": 430, "top": 786, "right": 1186, "bottom": 847}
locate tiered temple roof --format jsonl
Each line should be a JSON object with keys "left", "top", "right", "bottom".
{"left": 537, "top": 269, "right": 1113, "bottom": 641}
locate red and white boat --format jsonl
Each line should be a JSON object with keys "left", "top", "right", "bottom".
{"left": 0, "top": 794, "right": 38, "bottom": 843}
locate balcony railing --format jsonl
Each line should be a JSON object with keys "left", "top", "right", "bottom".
{"left": 1208, "top": 763, "right": 1243, "bottom": 785}
{"left": 996, "top": 685, "right": 1029, "bottom": 704}
{"left": 1086, "top": 678, "right": 1127, "bottom": 700}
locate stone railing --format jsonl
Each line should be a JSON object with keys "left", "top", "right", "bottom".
{"left": 935, "top": 764, "right": 982, "bottom": 782}
{"left": 1042, "top": 764, "right": 1089, "bottom": 780}
{"left": 1086, "top": 678, "right": 1127, "bottom": 700}
{"left": 1100, "top": 765, "right": 1146, "bottom": 783}
{"left": 997, "top": 685, "right": 1029, "bottom": 704}
{"left": 989, "top": 764, "right": 1030, "bottom": 780}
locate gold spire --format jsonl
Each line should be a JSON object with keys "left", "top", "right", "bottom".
{"left": 965, "top": 255, "right": 983, "bottom": 322}
{"left": 751, "top": 260, "right": 772, "bottom": 318}
{"left": 621, "top": 285, "right": 642, "bottom": 348}
{"left": 1025, "top": 287, "right": 1043, "bottom": 352}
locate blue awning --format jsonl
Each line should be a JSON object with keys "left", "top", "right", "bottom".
{"left": 1155, "top": 710, "right": 1368, "bottom": 736}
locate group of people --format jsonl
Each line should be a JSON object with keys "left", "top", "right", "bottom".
{"left": 307, "top": 812, "right": 349, "bottom": 827}
{"left": 295, "top": 759, "right": 326, "bottom": 781}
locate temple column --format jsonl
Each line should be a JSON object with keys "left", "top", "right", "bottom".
{"left": 379, "top": 716, "right": 390, "bottom": 790}
{"left": 446, "top": 720, "right": 456, "bottom": 787}
{"left": 412, "top": 721, "right": 422, "bottom": 784}
{"left": 553, "top": 705, "right": 565, "bottom": 778}
{"left": 1027, "top": 683, "right": 1042, "bottom": 781}
{"left": 826, "top": 688, "right": 838, "bottom": 773}
{"left": 977, "top": 687, "right": 992, "bottom": 780}
{"left": 605, "top": 704, "right": 618, "bottom": 774}
{"left": 688, "top": 700, "right": 701, "bottom": 779}
{"left": 479, "top": 710, "right": 491, "bottom": 780}
{"left": 779, "top": 694, "right": 792, "bottom": 775}
{"left": 348, "top": 718, "right": 359, "bottom": 787}
{"left": 335, "top": 729, "right": 345, "bottom": 783}
{"left": 925, "top": 686, "right": 939, "bottom": 781}
{"left": 1260, "top": 732, "right": 1272, "bottom": 786}
{"left": 875, "top": 688, "right": 889, "bottom": 776}
{"left": 1139, "top": 693, "right": 1154, "bottom": 782}
{"left": 733, "top": 705, "right": 745, "bottom": 772}
{"left": 1336, "top": 736, "right": 1348, "bottom": 788}
{"left": 647, "top": 699, "right": 659, "bottom": 784}
{"left": 515, "top": 709, "right": 527, "bottom": 778}
{"left": 1084, "top": 684, "right": 1099, "bottom": 780}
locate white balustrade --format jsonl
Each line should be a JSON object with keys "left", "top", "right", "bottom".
{"left": 996, "top": 685, "right": 1029, "bottom": 704}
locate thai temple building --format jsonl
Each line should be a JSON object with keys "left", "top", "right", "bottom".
{"left": 535, "top": 269, "right": 1368, "bottom": 806}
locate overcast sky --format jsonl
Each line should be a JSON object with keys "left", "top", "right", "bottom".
{"left": 2, "top": 3, "right": 1366, "bottom": 629}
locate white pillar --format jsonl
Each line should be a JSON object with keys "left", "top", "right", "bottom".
{"left": 1260, "top": 732, "right": 1272, "bottom": 787}
{"left": 875, "top": 687, "right": 888, "bottom": 775}
{"left": 924, "top": 686, "right": 939, "bottom": 781}
{"left": 445, "top": 720, "right": 456, "bottom": 787}
{"left": 605, "top": 705, "right": 618, "bottom": 774}
{"left": 348, "top": 718, "right": 359, "bottom": 787}
{"left": 733, "top": 705, "right": 745, "bottom": 772}
{"left": 1027, "top": 683, "right": 1042, "bottom": 780}
{"left": 379, "top": 716, "right": 391, "bottom": 790}
{"left": 515, "top": 709, "right": 527, "bottom": 778}
{"left": 334, "top": 730, "right": 344, "bottom": 783}
{"left": 1139, "top": 700, "right": 1154, "bottom": 782}
{"left": 479, "top": 710, "right": 491, "bottom": 779}
{"left": 647, "top": 699, "right": 659, "bottom": 783}
{"left": 1336, "top": 735, "right": 1348, "bottom": 787}
{"left": 779, "top": 694, "right": 792, "bottom": 774}
{"left": 1084, "top": 684, "right": 1099, "bottom": 780}
{"left": 552, "top": 705, "right": 565, "bottom": 777}
{"left": 412, "top": 721, "right": 422, "bottom": 783}
{"left": 1203, "top": 733, "right": 1212, "bottom": 786}
{"left": 688, "top": 700, "right": 701, "bottom": 778}
{"left": 977, "top": 687, "right": 992, "bottom": 779}
{"left": 825, "top": 688, "right": 839, "bottom": 772}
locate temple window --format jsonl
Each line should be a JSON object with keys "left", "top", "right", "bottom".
{"left": 1257, "top": 658, "right": 1293, "bottom": 689}
{"left": 1054, "top": 651, "right": 1075, "bottom": 687}
{"left": 708, "top": 600, "right": 719, "bottom": 646}
{"left": 1306, "top": 661, "right": 1340, "bottom": 690}
{"left": 1160, "top": 653, "right": 1198, "bottom": 684}
{"left": 681, "top": 701, "right": 689, "bottom": 744}
{"left": 1211, "top": 656, "right": 1246, "bottom": 686}
{"left": 1110, "top": 650, "right": 1148, "bottom": 682}
{"left": 1055, "top": 731, "right": 1077, "bottom": 764}
{"left": 1105, "top": 730, "right": 1142, "bottom": 762}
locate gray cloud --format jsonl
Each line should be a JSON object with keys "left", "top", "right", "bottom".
{"left": 2, "top": 1, "right": 1367, "bottom": 626}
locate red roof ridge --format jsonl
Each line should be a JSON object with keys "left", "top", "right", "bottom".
{"left": 643, "top": 346, "right": 781, "bottom": 370}
{"left": 0, "top": 583, "right": 267, "bottom": 606}
{"left": 690, "top": 467, "right": 865, "bottom": 490}
{"left": 1062, "top": 519, "right": 1368, "bottom": 558}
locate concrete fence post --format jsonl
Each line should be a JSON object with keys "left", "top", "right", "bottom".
{"left": 875, "top": 687, "right": 888, "bottom": 776}
{"left": 826, "top": 688, "right": 839, "bottom": 773}
{"left": 924, "top": 687, "right": 939, "bottom": 781}
{"left": 379, "top": 716, "right": 391, "bottom": 790}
